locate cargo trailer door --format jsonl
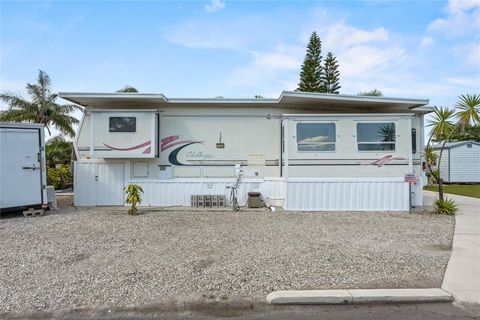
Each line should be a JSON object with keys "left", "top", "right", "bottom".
{"left": 0, "top": 127, "right": 43, "bottom": 209}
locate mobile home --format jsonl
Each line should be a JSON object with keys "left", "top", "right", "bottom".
{"left": 60, "top": 91, "right": 431, "bottom": 211}
{"left": 434, "top": 141, "right": 480, "bottom": 183}
{"left": 0, "top": 123, "right": 48, "bottom": 213}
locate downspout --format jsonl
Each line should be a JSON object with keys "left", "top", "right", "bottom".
{"left": 284, "top": 118, "right": 289, "bottom": 180}
{"left": 280, "top": 122, "right": 283, "bottom": 177}
{"left": 89, "top": 111, "right": 95, "bottom": 159}
{"left": 282, "top": 118, "right": 289, "bottom": 210}
{"left": 408, "top": 117, "right": 413, "bottom": 209}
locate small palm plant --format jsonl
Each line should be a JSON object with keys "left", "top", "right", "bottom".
{"left": 124, "top": 183, "right": 144, "bottom": 215}
{"left": 433, "top": 198, "right": 458, "bottom": 215}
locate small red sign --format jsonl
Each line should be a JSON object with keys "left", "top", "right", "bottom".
{"left": 404, "top": 173, "right": 417, "bottom": 183}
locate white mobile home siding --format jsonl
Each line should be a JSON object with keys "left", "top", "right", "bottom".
{"left": 65, "top": 91, "right": 429, "bottom": 211}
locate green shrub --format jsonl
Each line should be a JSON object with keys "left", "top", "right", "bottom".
{"left": 47, "top": 165, "right": 73, "bottom": 190}
{"left": 434, "top": 197, "right": 458, "bottom": 215}
{"left": 124, "top": 183, "right": 144, "bottom": 215}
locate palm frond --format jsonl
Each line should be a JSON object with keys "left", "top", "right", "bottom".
{"left": 455, "top": 93, "right": 480, "bottom": 128}
{"left": 1, "top": 70, "right": 80, "bottom": 136}
{"left": 0, "top": 108, "right": 38, "bottom": 123}
{"left": 427, "top": 106, "right": 455, "bottom": 141}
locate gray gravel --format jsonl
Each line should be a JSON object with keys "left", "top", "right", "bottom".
{"left": 0, "top": 207, "right": 454, "bottom": 313}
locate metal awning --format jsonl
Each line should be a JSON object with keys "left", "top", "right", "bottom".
{"left": 59, "top": 91, "right": 431, "bottom": 113}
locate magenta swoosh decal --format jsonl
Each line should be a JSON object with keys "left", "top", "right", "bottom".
{"left": 161, "top": 135, "right": 179, "bottom": 145}
{"left": 161, "top": 140, "right": 199, "bottom": 151}
{"left": 160, "top": 135, "right": 203, "bottom": 151}
{"left": 365, "top": 155, "right": 406, "bottom": 167}
{"left": 103, "top": 140, "right": 151, "bottom": 151}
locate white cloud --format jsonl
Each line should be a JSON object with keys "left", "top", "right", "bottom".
{"left": 420, "top": 36, "right": 435, "bottom": 48}
{"left": 322, "top": 25, "right": 388, "bottom": 49}
{"left": 229, "top": 45, "right": 303, "bottom": 87}
{"left": 205, "top": 0, "right": 225, "bottom": 13}
{"left": 163, "top": 17, "right": 259, "bottom": 50}
{"left": 447, "top": 76, "right": 480, "bottom": 87}
{"left": 317, "top": 23, "right": 406, "bottom": 80}
{"left": 228, "top": 22, "right": 408, "bottom": 95}
{"left": 453, "top": 41, "right": 480, "bottom": 66}
{"left": 428, "top": 0, "right": 480, "bottom": 36}
{"left": 466, "top": 42, "right": 480, "bottom": 65}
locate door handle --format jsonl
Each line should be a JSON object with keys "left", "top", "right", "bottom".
{"left": 22, "top": 165, "right": 41, "bottom": 171}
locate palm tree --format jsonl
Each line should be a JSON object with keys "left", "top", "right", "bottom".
{"left": 427, "top": 95, "right": 480, "bottom": 201}
{"left": 427, "top": 107, "right": 455, "bottom": 144}
{"left": 426, "top": 107, "right": 455, "bottom": 200}
{"left": 0, "top": 70, "right": 82, "bottom": 137}
{"left": 117, "top": 86, "right": 138, "bottom": 93}
{"left": 456, "top": 94, "right": 480, "bottom": 129}
{"left": 45, "top": 135, "right": 73, "bottom": 168}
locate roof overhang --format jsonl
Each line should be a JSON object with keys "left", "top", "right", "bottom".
{"left": 59, "top": 92, "right": 169, "bottom": 108}
{"left": 59, "top": 91, "right": 430, "bottom": 113}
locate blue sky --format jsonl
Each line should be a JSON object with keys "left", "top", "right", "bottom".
{"left": 1, "top": 0, "right": 479, "bottom": 113}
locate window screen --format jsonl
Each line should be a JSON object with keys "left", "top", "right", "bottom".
{"left": 109, "top": 117, "right": 136, "bottom": 132}
{"left": 357, "top": 122, "right": 396, "bottom": 151}
{"left": 297, "top": 123, "right": 336, "bottom": 152}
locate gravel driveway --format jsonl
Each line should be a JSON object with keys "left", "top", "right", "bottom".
{"left": 0, "top": 206, "right": 454, "bottom": 313}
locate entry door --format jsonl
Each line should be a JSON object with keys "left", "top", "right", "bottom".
{"left": 96, "top": 163, "right": 124, "bottom": 205}
{"left": 0, "top": 128, "right": 42, "bottom": 208}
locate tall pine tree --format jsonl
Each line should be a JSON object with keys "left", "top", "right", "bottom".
{"left": 322, "top": 52, "right": 341, "bottom": 94}
{"left": 297, "top": 32, "right": 323, "bottom": 92}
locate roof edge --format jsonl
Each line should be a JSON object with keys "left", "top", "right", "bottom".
{"left": 279, "top": 90, "right": 429, "bottom": 106}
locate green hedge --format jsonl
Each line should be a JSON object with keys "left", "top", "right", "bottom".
{"left": 47, "top": 165, "right": 73, "bottom": 190}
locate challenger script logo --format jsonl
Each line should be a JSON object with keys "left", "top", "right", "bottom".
{"left": 161, "top": 135, "right": 203, "bottom": 165}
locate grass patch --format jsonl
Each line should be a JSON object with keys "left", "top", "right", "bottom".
{"left": 424, "top": 184, "right": 480, "bottom": 199}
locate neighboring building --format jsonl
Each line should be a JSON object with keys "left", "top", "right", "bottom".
{"left": 434, "top": 141, "right": 480, "bottom": 183}
{"left": 60, "top": 91, "right": 432, "bottom": 211}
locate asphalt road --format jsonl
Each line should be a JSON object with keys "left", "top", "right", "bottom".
{"left": 4, "top": 302, "right": 479, "bottom": 320}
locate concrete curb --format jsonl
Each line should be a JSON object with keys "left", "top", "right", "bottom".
{"left": 266, "top": 288, "right": 453, "bottom": 305}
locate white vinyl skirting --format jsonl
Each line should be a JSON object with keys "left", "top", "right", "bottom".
{"left": 74, "top": 161, "right": 410, "bottom": 211}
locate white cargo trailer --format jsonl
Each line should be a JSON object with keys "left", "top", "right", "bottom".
{"left": 0, "top": 123, "right": 48, "bottom": 213}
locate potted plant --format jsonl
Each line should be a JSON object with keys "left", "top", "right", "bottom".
{"left": 124, "top": 183, "right": 144, "bottom": 215}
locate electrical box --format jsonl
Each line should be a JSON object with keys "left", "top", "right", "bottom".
{"left": 158, "top": 165, "right": 173, "bottom": 179}
{"left": 133, "top": 162, "right": 149, "bottom": 178}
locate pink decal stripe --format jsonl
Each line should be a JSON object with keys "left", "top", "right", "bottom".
{"left": 365, "top": 155, "right": 406, "bottom": 167}
{"left": 103, "top": 140, "right": 151, "bottom": 151}
{"left": 161, "top": 140, "right": 198, "bottom": 151}
{"left": 160, "top": 135, "right": 203, "bottom": 151}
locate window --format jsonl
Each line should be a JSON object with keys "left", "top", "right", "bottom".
{"left": 297, "top": 123, "right": 336, "bottom": 152}
{"left": 357, "top": 122, "right": 396, "bottom": 151}
{"left": 109, "top": 117, "right": 136, "bottom": 132}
